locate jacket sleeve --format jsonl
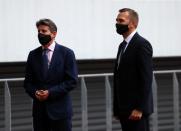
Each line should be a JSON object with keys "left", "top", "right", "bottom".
{"left": 48, "top": 49, "right": 78, "bottom": 100}
{"left": 136, "top": 41, "right": 153, "bottom": 112}
{"left": 24, "top": 52, "right": 37, "bottom": 99}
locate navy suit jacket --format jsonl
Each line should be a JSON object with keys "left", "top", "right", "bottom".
{"left": 24, "top": 43, "right": 78, "bottom": 120}
{"left": 113, "top": 33, "right": 153, "bottom": 118}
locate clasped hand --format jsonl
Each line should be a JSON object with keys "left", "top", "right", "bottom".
{"left": 35, "top": 90, "right": 49, "bottom": 101}
{"left": 129, "top": 109, "right": 142, "bottom": 120}
{"left": 114, "top": 109, "right": 143, "bottom": 121}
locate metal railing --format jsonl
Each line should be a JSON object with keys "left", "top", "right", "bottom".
{"left": 0, "top": 70, "right": 181, "bottom": 131}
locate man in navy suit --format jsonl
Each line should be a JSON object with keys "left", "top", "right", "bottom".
{"left": 24, "top": 19, "right": 78, "bottom": 131}
{"left": 113, "top": 8, "right": 153, "bottom": 131}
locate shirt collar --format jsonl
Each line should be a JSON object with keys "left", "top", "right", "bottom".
{"left": 124, "top": 30, "right": 137, "bottom": 44}
{"left": 42, "top": 41, "right": 56, "bottom": 51}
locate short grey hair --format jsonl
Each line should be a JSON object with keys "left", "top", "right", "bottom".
{"left": 36, "top": 18, "right": 57, "bottom": 32}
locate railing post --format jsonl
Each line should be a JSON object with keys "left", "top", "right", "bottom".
{"left": 4, "top": 81, "right": 11, "bottom": 131}
{"left": 105, "top": 76, "right": 112, "bottom": 131}
{"left": 173, "top": 72, "right": 180, "bottom": 131}
{"left": 152, "top": 75, "right": 158, "bottom": 131}
{"left": 81, "top": 77, "right": 88, "bottom": 131}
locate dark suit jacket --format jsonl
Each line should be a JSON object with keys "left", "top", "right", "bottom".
{"left": 24, "top": 43, "right": 78, "bottom": 120}
{"left": 113, "top": 33, "right": 153, "bottom": 118}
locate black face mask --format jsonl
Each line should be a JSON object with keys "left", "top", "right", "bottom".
{"left": 38, "top": 33, "right": 52, "bottom": 45}
{"left": 116, "top": 23, "right": 129, "bottom": 35}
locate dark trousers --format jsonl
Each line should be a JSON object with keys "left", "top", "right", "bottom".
{"left": 120, "top": 115, "right": 150, "bottom": 131}
{"left": 33, "top": 109, "right": 72, "bottom": 131}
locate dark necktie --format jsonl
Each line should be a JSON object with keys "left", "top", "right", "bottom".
{"left": 42, "top": 49, "right": 49, "bottom": 79}
{"left": 117, "top": 40, "right": 127, "bottom": 69}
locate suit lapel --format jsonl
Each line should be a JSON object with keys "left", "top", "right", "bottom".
{"left": 122, "top": 33, "right": 139, "bottom": 57}
{"left": 33, "top": 47, "right": 44, "bottom": 80}
{"left": 114, "top": 44, "right": 122, "bottom": 70}
{"left": 47, "top": 43, "right": 60, "bottom": 77}
{"left": 116, "top": 33, "right": 139, "bottom": 71}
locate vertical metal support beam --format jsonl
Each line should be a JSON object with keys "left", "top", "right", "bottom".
{"left": 152, "top": 75, "right": 158, "bottom": 131}
{"left": 173, "top": 72, "right": 180, "bottom": 131}
{"left": 4, "top": 81, "right": 11, "bottom": 131}
{"left": 105, "top": 76, "right": 112, "bottom": 131}
{"left": 81, "top": 77, "right": 88, "bottom": 131}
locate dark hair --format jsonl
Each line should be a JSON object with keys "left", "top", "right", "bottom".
{"left": 36, "top": 18, "right": 57, "bottom": 32}
{"left": 119, "top": 8, "right": 139, "bottom": 27}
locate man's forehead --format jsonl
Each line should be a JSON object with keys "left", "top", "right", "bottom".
{"left": 37, "top": 25, "right": 49, "bottom": 30}
{"left": 117, "top": 11, "right": 129, "bottom": 18}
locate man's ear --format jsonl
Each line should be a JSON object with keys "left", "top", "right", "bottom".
{"left": 52, "top": 31, "right": 57, "bottom": 38}
{"left": 128, "top": 21, "right": 135, "bottom": 29}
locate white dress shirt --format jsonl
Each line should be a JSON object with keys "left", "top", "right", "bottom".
{"left": 42, "top": 41, "right": 56, "bottom": 67}
{"left": 123, "top": 30, "right": 137, "bottom": 52}
{"left": 117, "top": 30, "right": 137, "bottom": 69}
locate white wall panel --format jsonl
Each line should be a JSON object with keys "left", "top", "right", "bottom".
{"left": 0, "top": 0, "right": 180, "bottom": 61}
